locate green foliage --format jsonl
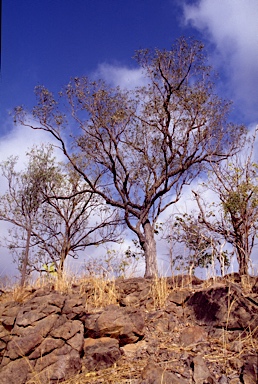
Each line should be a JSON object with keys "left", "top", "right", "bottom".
{"left": 168, "top": 213, "right": 230, "bottom": 275}
{"left": 42, "top": 262, "right": 58, "bottom": 277}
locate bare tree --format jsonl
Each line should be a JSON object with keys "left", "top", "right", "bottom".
{"left": 193, "top": 129, "right": 258, "bottom": 276}
{"left": 15, "top": 37, "right": 245, "bottom": 277}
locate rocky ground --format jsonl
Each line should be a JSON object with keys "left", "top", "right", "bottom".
{"left": 0, "top": 274, "right": 257, "bottom": 384}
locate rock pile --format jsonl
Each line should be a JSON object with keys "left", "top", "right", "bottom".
{"left": 0, "top": 275, "right": 257, "bottom": 383}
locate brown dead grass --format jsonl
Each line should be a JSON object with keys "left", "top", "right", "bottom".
{"left": 150, "top": 276, "right": 169, "bottom": 309}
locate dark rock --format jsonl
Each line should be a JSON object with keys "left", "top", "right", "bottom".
{"left": 116, "top": 277, "right": 152, "bottom": 307}
{"left": 0, "top": 291, "right": 83, "bottom": 383}
{"left": 167, "top": 289, "right": 190, "bottom": 305}
{"left": 29, "top": 337, "right": 65, "bottom": 359}
{"left": 31, "top": 344, "right": 81, "bottom": 384}
{"left": 0, "top": 278, "right": 257, "bottom": 383}
{"left": 84, "top": 305, "right": 145, "bottom": 346}
{"left": 83, "top": 337, "right": 121, "bottom": 371}
{"left": 1, "top": 302, "right": 20, "bottom": 329}
{"left": 167, "top": 274, "right": 203, "bottom": 288}
{"left": 187, "top": 284, "right": 258, "bottom": 330}
{"left": 121, "top": 339, "right": 147, "bottom": 357}
{"left": 62, "top": 296, "right": 85, "bottom": 319}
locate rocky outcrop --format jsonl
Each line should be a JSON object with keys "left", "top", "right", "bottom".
{"left": 0, "top": 290, "right": 83, "bottom": 384}
{"left": 0, "top": 276, "right": 257, "bottom": 383}
{"left": 187, "top": 283, "right": 258, "bottom": 331}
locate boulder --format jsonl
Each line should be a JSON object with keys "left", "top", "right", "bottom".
{"left": 167, "top": 289, "right": 190, "bottom": 306}
{"left": 187, "top": 283, "right": 258, "bottom": 331}
{"left": 116, "top": 277, "right": 152, "bottom": 307}
{"left": 0, "top": 357, "right": 31, "bottom": 384}
{"left": 84, "top": 305, "right": 145, "bottom": 346}
{"left": 31, "top": 345, "right": 81, "bottom": 384}
{"left": 83, "top": 337, "right": 121, "bottom": 371}
{"left": 121, "top": 339, "right": 147, "bottom": 358}
{"left": 179, "top": 325, "right": 208, "bottom": 347}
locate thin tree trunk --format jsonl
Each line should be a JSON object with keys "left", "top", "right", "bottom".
{"left": 142, "top": 220, "right": 158, "bottom": 278}
{"left": 58, "top": 254, "right": 65, "bottom": 279}
{"left": 58, "top": 234, "right": 70, "bottom": 279}
{"left": 20, "top": 226, "right": 32, "bottom": 287}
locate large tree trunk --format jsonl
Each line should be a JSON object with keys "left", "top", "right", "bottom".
{"left": 236, "top": 246, "right": 249, "bottom": 276}
{"left": 142, "top": 220, "right": 158, "bottom": 278}
{"left": 234, "top": 231, "right": 249, "bottom": 276}
{"left": 20, "top": 226, "right": 32, "bottom": 287}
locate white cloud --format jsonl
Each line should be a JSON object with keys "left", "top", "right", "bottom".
{"left": 92, "top": 63, "right": 147, "bottom": 89}
{"left": 182, "top": 0, "right": 258, "bottom": 121}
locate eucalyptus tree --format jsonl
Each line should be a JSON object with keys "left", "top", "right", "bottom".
{"left": 193, "top": 130, "right": 258, "bottom": 277}
{"left": 164, "top": 213, "right": 230, "bottom": 276}
{"left": 15, "top": 37, "right": 245, "bottom": 277}
{"left": 34, "top": 163, "right": 123, "bottom": 276}
{"left": 0, "top": 146, "right": 56, "bottom": 286}
{"left": 0, "top": 145, "right": 123, "bottom": 283}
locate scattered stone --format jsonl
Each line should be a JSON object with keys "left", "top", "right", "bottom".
{"left": 179, "top": 325, "right": 208, "bottom": 346}
{"left": 192, "top": 355, "right": 215, "bottom": 384}
{"left": 141, "top": 360, "right": 188, "bottom": 384}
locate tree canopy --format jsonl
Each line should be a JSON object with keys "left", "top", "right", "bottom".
{"left": 0, "top": 145, "right": 123, "bottom": 284}
{"left": 15, "top": 37, "right": 246, "bottom": 277}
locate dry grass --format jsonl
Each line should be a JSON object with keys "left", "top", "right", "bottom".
{"left": 0, "top": 271, "right": 119, "bottom": 309}
{"left": 61, "top": 360, "right": 148, "bottom": 384}
{"left": 80, "top": 276, "right": 118, "bottom": 309}
{"left": 150, "top": 276, "right": 169, "bottom": 309}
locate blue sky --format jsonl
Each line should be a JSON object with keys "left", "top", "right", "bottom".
{"left": 1, "top": 0, "right": 258, "bottom": 279}
{"left": 1, "top": 0, "right": 187, "bottom": 128}
{"left": 1, "top": 0, "right": 257, "bottom": 128}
